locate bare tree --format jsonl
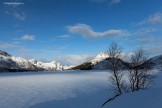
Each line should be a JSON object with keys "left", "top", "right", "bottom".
{"left": 128, "top": 47, "right": 154, "bottom": 91}
{"left": 102, "top": 42, "right": 125, "bottom": 107}
{"left": 102, "top": 46, "right": 155, "bottom": 107}
{"left": 107, "top": 42, "right": 124, "bottom": 95}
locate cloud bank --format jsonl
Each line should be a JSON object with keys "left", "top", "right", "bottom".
{"left": 67, "top": 24, "right": 128, "bottom": 39}
{"left": 55, "top": 54, "right": 95, "bottom": 66}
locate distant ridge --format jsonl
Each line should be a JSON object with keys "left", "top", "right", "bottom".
{"left": 1, "top": 50, "right": 162, "bottom": 72}
{"left": 71, "top": 52, "right": 162, "bottom": 70}
{"left": 0, "top": 50, "right": 71, "bottom": 72}
{"left": 0, "top": 50, "right": 11, "bottom": 57}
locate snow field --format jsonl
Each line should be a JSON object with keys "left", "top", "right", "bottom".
{"left": 0, "top": 70, "right": 161, "bottom": 108}
{"left": 0, "top": 71, "right": 110, "bottom": 108}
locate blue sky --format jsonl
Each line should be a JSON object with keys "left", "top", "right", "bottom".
{"left": 0, "top": 0, "right": 162, "bottom": 65}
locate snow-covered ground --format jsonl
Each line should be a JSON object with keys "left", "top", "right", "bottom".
{"left": 104, "top": 71, "right": 162, "bottom": 108}
{"left": 0, "top": 71, "right": 110, "bottom": 108}
{"left": 0, "top": 70, "right": 161, "bottom": 108}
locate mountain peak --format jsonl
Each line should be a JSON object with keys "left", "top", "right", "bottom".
{"left": 0, "top": 50, "right": 11, "bottom": 57}
{"left": 50, "top": 61, "right": 57, "bottom": 64}
{"left": 97, "top": 52, "right": 109, "bottom": 57}
{"left": 90, "top": 51, "right": 109, "bottom": 64}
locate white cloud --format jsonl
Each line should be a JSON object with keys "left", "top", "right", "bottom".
{"left": 13, "top": 41, "right": 20, "bottom": 44}
{"left": 145, "top": 45, "right": 162, "bottom": 56}
{"left": 56, "top": 35, "right": 70, "bottom": 38}
{"left": 0, "top": 43, "right": 17, "bottom": 49}
{"left": 139, "top": 12, "right": 162, "bottom": 25}
{"left": 111, "top": 0, "right": 121, "bottom": 4}
{"left": 55, "top": 54, "right": 95, "bottom": 66}
{"left": 4, "top": 10, "right": 26, "bottom": 21}
{"left": 134, "top": 37, "right": 157, "bottom": 43}
{"left": 67, "top": 23, "right": 128, "bottom": 39}
{"left": 133, "top": 28, "right": 156, "bottom": 35}
{"left": 15, "top": 29, "right": 23, "bottom": 32}
{"left": 4, "top": 3, "right": 26, "bottom": 21}
{"left": 18, "top": 48, "right": 33, "bottom": 52}
{"left": 13, "top": 11, "right": 26, "bottom": 20}
{"left": 21, "top": 35, "right": 35, "bottom": 41}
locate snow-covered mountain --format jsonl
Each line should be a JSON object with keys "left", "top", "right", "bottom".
{"left": 63, "top": 65, "right": 75, "bottom": 70}
{"left": 29, "top": 59, "right": 64, "bottom": 71}
{"left": 72, "top": 51, "right": 162, "bottom": 70}
{"left": 1, "top": 50, "right": 161, "bottom": 72}
{"left": 0, "top": 50, "right": 11, "bottom": 57}
{"left": 11, "top": 57, "right": 42, "bottom": 70}
{"left": 90, "top": 52, "right": 109, "bottom": 65}
{"left": 0, "top": 50, "right": 44, "bottom": 72}
{"left": 0, "top": 50, "right": 69, "bottom": 72}
{"left": 72, "top": 51, "right": 113, "bottom": 70}
{"left": 146, "top": 55, "right": 162, "bottom": 70}
{"left": 0, "top": 54, "right": 19, "bottom": 70}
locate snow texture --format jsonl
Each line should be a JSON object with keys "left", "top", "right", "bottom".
{"left": 29, "top": 59, "right": 64, "bottom": 70}
{"left": 0, "top": 70, "right": 162, "bottom": 108}
{"left": 0, "top": 71, "right": 109, "bottom": 108}
{"left": 103, "top": 70, "right": 162, "bottom": 108}
{"left": 0, "top": 51, "right": 70, "bottom": 71}
{"left": 90, "top": 52, "right": 109, "bottom": 65}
